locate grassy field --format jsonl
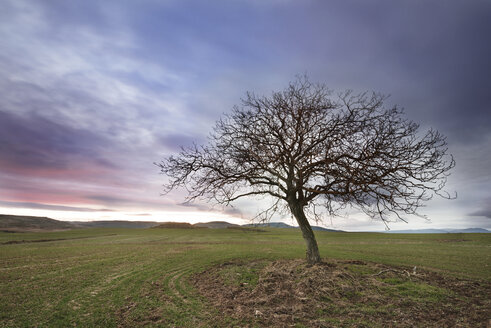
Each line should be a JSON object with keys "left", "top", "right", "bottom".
{"left": 1, "top": 228, "right": 490, "bottom": 327}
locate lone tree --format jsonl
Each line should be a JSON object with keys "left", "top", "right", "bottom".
{"left": 157, "top": 77, "right": 455, "bottom": 264}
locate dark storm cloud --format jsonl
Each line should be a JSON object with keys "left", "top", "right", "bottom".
{"left": 248, "top": 0, "right": 491, "bottom": 145}
{"left": 469, "top": 202, "right": 491, "bottom": 219}
{"left": 470, "top": 210, "right": 491, "bottom": 219}
{"left": 157, "top": 133, "right": 202, "bottom": 151}
{"left": 0, "top": 110, "right": 115, "bottom": 173}
{"left": 375, "top": 1, "right": 491, "bottom": 142}
{"left": 0, "top": 200, "right": 113, "bottom": 212}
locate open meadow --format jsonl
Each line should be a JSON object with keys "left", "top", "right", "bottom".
{"left": 1, "top": 228, "right": 490, "bottom": 327}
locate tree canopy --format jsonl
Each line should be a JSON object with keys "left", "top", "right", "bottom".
{"left": 157, "top": 77, "right": 455, "bottom": 264}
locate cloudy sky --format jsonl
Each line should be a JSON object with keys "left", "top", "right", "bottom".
{"left": 1, "top": 0, "right": 490, "bottom": 231}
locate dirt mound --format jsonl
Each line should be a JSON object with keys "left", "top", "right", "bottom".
{"left": 193, "top": 221, "right": 240, "bottom": 229}
{"left": 152, "top": 222, "right": 194, "bottom": 229}
{"left": 192, "top": 259, "right": 490, "bottom": 327}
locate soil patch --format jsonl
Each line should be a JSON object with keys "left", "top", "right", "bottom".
{"left": 435, "top": 238, "right": 471, "bottom": 243}
{"left": 192, "top": 259, "right": 490, "bottom": 327}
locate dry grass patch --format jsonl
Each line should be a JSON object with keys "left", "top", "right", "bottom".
{"left": 193, "top": 259, "right": 490, "bottom": 327}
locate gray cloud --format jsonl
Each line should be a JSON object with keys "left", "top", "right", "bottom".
{"left": 223, "top": 206, "right": 243, "bottom": 217}
{"left": 178, "top": 202, "right": 243, "bottom": 217}
{"left": 85, "top": 195, "right": 129, "bottom": 204}
{"left": 469, "top": 202, "right": 491, "bottom": 219}
{"left": 178, "top": 202, "right": 211, "bottom": 212}
{"left": 0, "top": 110, "right": 115, "bottom": 173}
{"left": 157, "top": 133, "right": 203, "bottom": 152}
{"left": 84, "top": 194, "right": 181, "bottom": 211}
{"left": 0, "top": 200, "right": 114, "bottom": 212}
{"left": 470, "top": 210, "right": 491, "bottom": 219}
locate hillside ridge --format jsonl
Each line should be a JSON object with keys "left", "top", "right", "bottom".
{"left": 1, "top": 214, "right": 489, "bottom": 233}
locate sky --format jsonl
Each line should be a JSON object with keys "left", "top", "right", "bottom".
{"left": 1, "top": 0, "right": 490, "bottom": 231}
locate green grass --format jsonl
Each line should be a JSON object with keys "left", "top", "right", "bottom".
{"left": 379, "top": 277, "right": 450, "bottom": 302}
{"left": 219, "top": 260, "right": 267, "bottom": 290}
{"left": 0, "top": 228, "right": 489, "bottom": 327}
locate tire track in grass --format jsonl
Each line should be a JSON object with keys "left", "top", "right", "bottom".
{"left": 168, "top": 266, "right": 196, "bottom": 304}
{"left": 155, "top": 246, "right": 210, "bottom": 306}
{"left": 116, "top": 263, "right": 202, "bottom": 327}
{"left": 115, "top": 246, "right": 213, "bottom": 326}
{"left": 162, "top": 264, "right": 195, "bottom": 305}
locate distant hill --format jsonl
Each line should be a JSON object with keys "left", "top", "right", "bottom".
{"left": 243, "top": 222, "right": 343, "bottom": 232}
{"left": 452, "top": 228, "right": 490, "bottom": 233}
{"left": 0, "top": 214, "right": 75, "bottom": 231}
{"left": 73, "top": 221, "right": 160, "bottom": 229}
{"left": 153, "top": 221, "right": 242, "bottom": 229}
{"left": 385, "top": 228, "right": 490, "bottom": 233}
{"left": 153, "top": 222, "right": 194, "bottom": 229}
{"left": 311, "top": 226, "right": 343, "bottom": 232}
{"left": 243, "top": 222, "right": 295, "bottom": 229}
{"left": 194, "top": 221, "right": 240, "bottom": 229}
{"left": 2, "top": 214, "right": 487, "bottom": 233}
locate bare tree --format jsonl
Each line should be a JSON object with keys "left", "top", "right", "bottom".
{"left": 157, "top": 77, "right": 455, "bottom": 264}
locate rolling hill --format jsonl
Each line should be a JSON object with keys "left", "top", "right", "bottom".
{"left": 152, "top": 222, "right": 194, "bottom": 229}
{"left": 0, "top": 214, "right": 75, "bottom": 231}
{"left": 385, "top": 228, "right": 490, "bottom": 233}
{"left": 243, "top": 222, "right": 343, "bottom": 232}
{"left": 73, "top": 220, "right": 160, "bottom": 229}
{"left": 1, "top": 214, "right": 489, "bottom": 233}
{"left": 193, "top": 221, "right": 240, "bottom": 229}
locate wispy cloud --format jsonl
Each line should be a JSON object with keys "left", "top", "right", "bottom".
{"left": 0, "top": 200, "right": 114, "bottom": 212}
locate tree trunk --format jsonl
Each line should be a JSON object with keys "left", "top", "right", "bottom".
{"left": 289, "top": 202, "right": 321, "bottom": 265}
